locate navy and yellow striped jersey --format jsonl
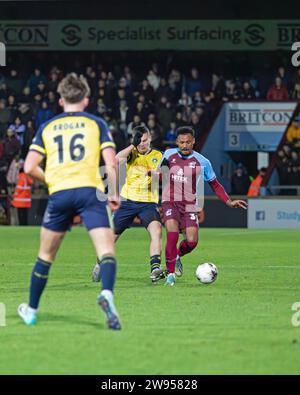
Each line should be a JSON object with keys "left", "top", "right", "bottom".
{"left": 30, "top": 111, "right": 115, "bottom": 195}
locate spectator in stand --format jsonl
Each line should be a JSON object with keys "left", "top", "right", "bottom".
{"left": 18, "top": 86, "right": 32, "bottom": 104}
{"left": 193, "top": 91, "right": 204, "bottom": 107}
{"left": 276, "top": 149, "right": 289, "bottom": 191}
{"left": 182, "top": 105, "right": 193, "bottom": 124}
{"left": 3, "top": 127, "right": 21, "bottom": 165}
{"left": 36, "top": 80, "right": 47, "bottom": 98}
{"left": 31, "top": 93, "right": 43, "bottom": 118}
{"left": 22, "top": 120, "right": 35, "bottom": 158}
{"left": 47, "top": 91, "right": 59, "bottom": 114}
{"left": 118, "top": 76, "right": 133, "bottom": 97}
{"left": 108, "top": 122, "right": 126, "bottom": 152}
{"left": 157, "top": 96, "right": 175, "bottom": 132}
{"left": 137, "top": 93, "right": 153, "bottom": 115}
{"left": 147, "top": 69, "right": 160, "bottom": 91}
{"left": 247, "top": 167, "right": 267, "bottom": 197}
{"left": 276, "top": 66, "right": 291, "bottom": 90}
{"left": 168, "top": 69, "right": 182, "bottom": 102}
{"left": 175, "top": 111, "right": 186, "bottom": 128}
{"left": 138, "top": 79, "right": 154, "bottom": 102}
{"left": 127, "top": 114, "right": 143, "bottom": 139}
{"left": 212, "top": 73, "right": 227, "bottom": 100}
{"left": 178, "top": 92, "right": 192, "bottom": 108}
{"left": 267, "top": 77, "right": 289, "bottom": 101}
{"left": 11, "top": 161, "right": 33, "bottom": 226}
{"left": 114, "top": 100, "right": 133, "bottom": 128}
{"left": 291, "top": 82, "right": 300, "bottom": 100}
{"left": 135, "top": 101, "right": 149, "bottom": 123}
{"left": 85, "top": 66, "right": 97, "bottom": 97}
{"left": 289, "top": 150, "right": 300, "bottom": 168}
{"left": 223, "top": 80, "right": 239, "bottom": 101}
{"left": 94, "top": 98, "right": 107, "bottom": 118}
{"left": 17, "top": 102, "right": 33, "bottom": 126}
{"left": 287, "top": 151, "right": 300, "bottom": 193}
{"left": 147, "top": 119, "right": 163, "bottom": 150}
{"left": 0, "top": 159, "right": 8, "bottom": 196}
{"left": 239, "top": 81, "right": 256, "bottom": 100}
{"left": 35, "top": 101, "right": 54, "bottom": 130}
{"left": 164, "top": 121, "right": 177, "bottom": 147}
{"left": 0, "top": 82, "right": 11, "bottom": 100}
{"left": 0, "top": 100, "right": 12, "bottom": 137}
{"left": 123, "top": 65, "right": 134, "bottom": 88}
{"left": 27, "top": 68, "right": 47, "bottom": 93}
{"left": 6, "top": 69, "right": 24, "bottom": 94}
{"left": 231, "top": 164, "right": 250, "bottom": 195}
{"left": 6, "top": 155, "right": 21, "bottom": 188}
{"left": 7, "top": 95, "right": 18, "bottom": 120}
{"left": 9, "top": 117, "right": 26, "bottom": 146}
{"left": 48, "top": 72, "right": 59, "bottom": 92}
{"left": 155, "top": 77, "right": 174, "bottom": 103}
{"left": 97, "top": 79, "right": 113, "bottom": 109}
{"left": 286, "top": 118, "right": 300, "bottom": 144}
{"left": 0, "top": 138, "right": 4, "bottom": 161}
{"left": 185, "top": 67, "right": 202, "bottom": 97}
{"left": 189, "top": 111, "right": 204, "bottom": 139}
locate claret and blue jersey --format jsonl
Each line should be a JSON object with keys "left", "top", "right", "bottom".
{"left": 159, "top": 148, "right": 217, "bottom": 204}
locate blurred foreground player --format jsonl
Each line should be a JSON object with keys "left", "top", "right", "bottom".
{"left": 159, "top": 127, "right": 247, "bottom": 286}
{"left": 18, "top": 73, "right": 122, "bottom": 329}
{"left": 92, "top": 125, "right": 164, "bottom": 283}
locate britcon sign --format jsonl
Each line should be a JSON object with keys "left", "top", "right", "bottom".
{"left": 226, "top": 102, "right": 296, "bottom": 133}
{"left": 248, "top": 199, "right": 300, "bottom": 229}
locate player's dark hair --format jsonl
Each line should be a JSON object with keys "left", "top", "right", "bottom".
{"left": 132, "top": 124, "right": 150, "bottom": 136}
{"left": 176, "top": 126, "right": 195, "bottom": 138}
{"left": 57, "top": 73, "right": 90, "bottom": 104}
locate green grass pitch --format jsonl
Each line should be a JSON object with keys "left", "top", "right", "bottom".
{"left": 0, "top": 226, "right": 299, "bottom": 374}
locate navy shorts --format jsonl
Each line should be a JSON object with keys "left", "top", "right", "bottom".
{"left": 42, "top": 187, "right": 113, "bottom": 232}
{"left": 113, "top": 199, "right": 161, "bottom": 235}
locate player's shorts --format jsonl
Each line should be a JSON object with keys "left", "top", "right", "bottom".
{"left": 42, "top": 187, "right": 113, "bottom": 232}
{"left": 162, "top": 201, "right": 199, "bottom": 230}
{"left": 113, "top": 199, "right": 161, "bottom": 235}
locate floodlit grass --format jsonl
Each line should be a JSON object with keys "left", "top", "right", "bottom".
{"left": 0, "top": 226, "right": 299, "bottom": 374}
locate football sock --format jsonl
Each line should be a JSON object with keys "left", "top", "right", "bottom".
{"left": 150, "top": 254, "right": 161, "bottom": 272}
{"left": 99, "top": 255, "right": 117, "bottom": 292}
{"left": 177, "top": 240, "right": 198, "bottom": 257}
{"left": 29, "top": 257, "right": 51, "bottom": 309}
{"left": 165, "top": 232, "right": 179, "bottom": 273}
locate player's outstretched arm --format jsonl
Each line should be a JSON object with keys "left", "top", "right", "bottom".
{"left": 102, "top": 147, "right": 120, "bottom": 212}
{"left": 24, "top": 151, "right": 45, "bottom": 183}
{"left": 208, "top": 178, "right": 248, "bottom": 210}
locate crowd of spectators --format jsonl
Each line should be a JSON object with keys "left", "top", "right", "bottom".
{"left": 1, "top": 60, "right": 300, "bottom": 204}
{"left": 276, "top": 117, "right": 300, "bottom": 194}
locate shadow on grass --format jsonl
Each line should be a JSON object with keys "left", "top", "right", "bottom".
{"left": 39, "top": 312, "right": 105, "bottom": 329}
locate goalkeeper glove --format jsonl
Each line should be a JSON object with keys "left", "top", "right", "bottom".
{"left": 133, "top": 131, "right": 143, "bottom": 148}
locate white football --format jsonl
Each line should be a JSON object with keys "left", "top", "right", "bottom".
{"left": 196, "top": 262, "right": 218, "bottom": 284}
